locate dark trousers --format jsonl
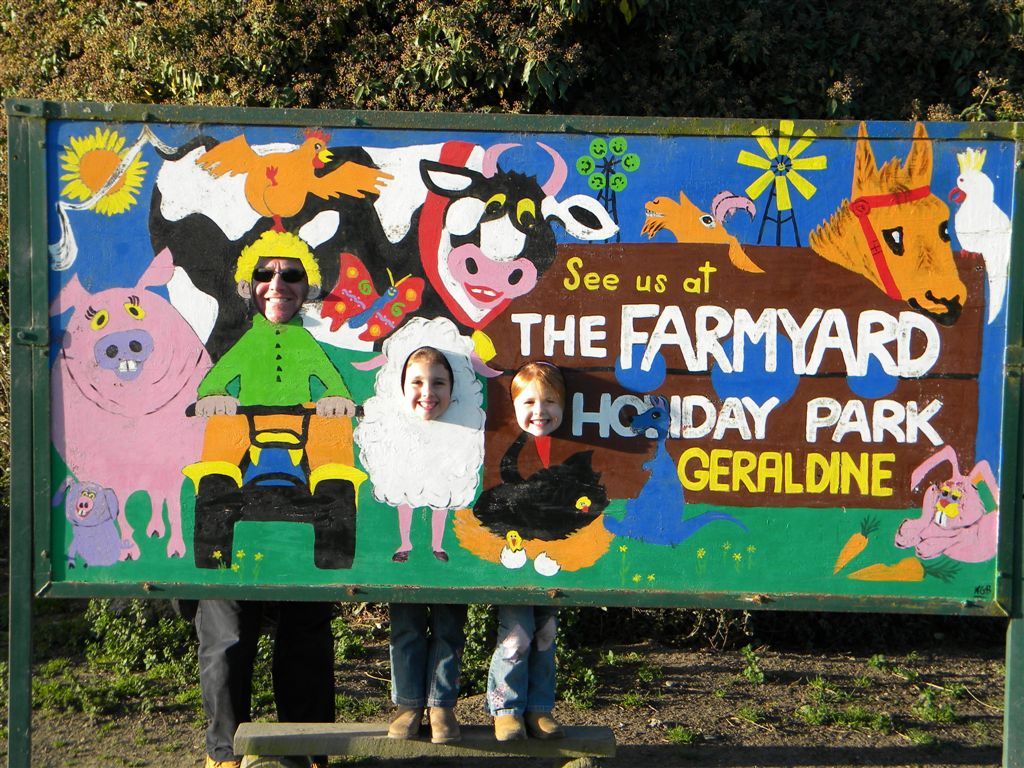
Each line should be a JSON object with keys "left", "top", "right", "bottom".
{"left": 196, "top": 599, "right": 335, "bottom": 761}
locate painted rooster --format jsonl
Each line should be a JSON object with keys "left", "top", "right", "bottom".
{"left": 949, "top": 148, "right": 1011, "bottom": 323}
{"left": 196, "top": 129, "right": 391, "bottom": 231}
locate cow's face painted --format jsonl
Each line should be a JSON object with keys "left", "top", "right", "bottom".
{"left": 420, "top": 163, "right": 551, "bottom": 326}
{"left": 418, "top": 143, "right": 617, "bottom": 329}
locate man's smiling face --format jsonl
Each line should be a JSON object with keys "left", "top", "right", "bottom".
{"left": 250, "top": 257, "right": 309, "bottom": 323}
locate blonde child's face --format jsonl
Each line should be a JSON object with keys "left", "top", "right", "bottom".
{"left": 513, "top": 382, "right": 564, "bottom": 436}
{"left": 404, "top": 360, "right": 452, "bottom": 420}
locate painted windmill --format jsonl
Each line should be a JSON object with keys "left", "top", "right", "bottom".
{"left": 575, "top": 137, "right": 641, "bottom": 242}
{"left": 737, "top": 120, "right": 827, "bottom": 246}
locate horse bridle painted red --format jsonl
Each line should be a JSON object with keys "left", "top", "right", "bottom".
{"left": 848, "top": 185, "right": 931, "bottom": 301}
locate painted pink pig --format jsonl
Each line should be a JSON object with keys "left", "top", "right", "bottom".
{"left": 51, "top": 248, "right": 211, "bottom": 559}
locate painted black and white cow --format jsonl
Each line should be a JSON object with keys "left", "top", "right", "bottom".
{"left": 367, "top": 140, "right": 617, "bottom": 331}
{"left": 149, "top": 136, "right": 616, "bottom": 359}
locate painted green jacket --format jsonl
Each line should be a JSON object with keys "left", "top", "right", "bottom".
{"left": 197, "top": 314, "right": 351, "bottom": 406}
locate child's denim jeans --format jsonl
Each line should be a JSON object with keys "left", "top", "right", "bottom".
{"left": 487, "top": 604, "right": 559, "bottom": 715}
{"left": 389, "top": 603, "right": 467, "bottom": 708}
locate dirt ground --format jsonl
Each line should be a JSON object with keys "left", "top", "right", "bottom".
{"left": 13, "top": 613, "right": 1007, "bottom": 768}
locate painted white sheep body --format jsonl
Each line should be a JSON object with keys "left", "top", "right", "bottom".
{"left": 354, "top": 317, "right": 485, "bottom": 510}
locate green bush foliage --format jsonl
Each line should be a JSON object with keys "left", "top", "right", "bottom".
{"left": 2, "top": 1, "right": 1022, "bottom": 117}
{"left": 84, "top": 599, "right": 197, "bottom": 676}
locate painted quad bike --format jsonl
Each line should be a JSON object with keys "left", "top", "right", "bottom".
{"left": 185, "top": 404, "right": 365, "bottom": 570}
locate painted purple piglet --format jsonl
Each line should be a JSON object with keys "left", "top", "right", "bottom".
{"left": 53, "top": 477, "right": 121, "bottom": 567}
{"left": 51, "top": 248, "right": 211, "bottom": 559}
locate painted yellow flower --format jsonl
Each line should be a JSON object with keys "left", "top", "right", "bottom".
{"left": 255, "top": 552, "right": 264, "bottom": 561}
{"left": 746, "top": 544, "right": 757, "bottom": 554}
{"left": 632, "top": 573, "right": 642, "bottom": 583}
{"left": 231, "top": 564, "right": 240, "bottom": 572}
{"left": 733, "top": 552, "right": 743, "bottom": 562}
{"left": 60, "top": 128, "right": 147, "bottom": 215}
{"left": 619, "top": 545, "right": 628, "bottom": 553}
{"left": 696, "top": 548, "right": 706, "bottom": 559}
{"left": 722, "top": 542, "right": 732, "bottom": 552}
{"left": 236, "top": 550, "right": 246, "bottom": 560}
{"left": 647, "top": 574, "right": 655, "bottom": 582}
{"left": 212, "top": 550, "right": 223, "bottom": 561}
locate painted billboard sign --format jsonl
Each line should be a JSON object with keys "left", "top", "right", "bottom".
{"left": 18, "top": 103, "right": 1021, "bottom": 610}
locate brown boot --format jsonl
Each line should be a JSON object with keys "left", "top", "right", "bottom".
{"left": 493, "top": 713, "right": 527, "bottom": 741}
{"left": 525, "top": 711, "right": 565, "bottom": 740}
{"left": 387, "top": 706, "right": 423, "bottom": 739}
{"left": 429, "top": 706, "right": 461, "bottom": 743}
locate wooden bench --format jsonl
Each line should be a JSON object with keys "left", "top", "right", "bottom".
{"left": 235, "top": 722, "right": 616, "bottom": 767}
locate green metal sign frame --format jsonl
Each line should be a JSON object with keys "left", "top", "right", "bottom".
{"left": 7, "top": 99, "right": 1024, "bottom": 766}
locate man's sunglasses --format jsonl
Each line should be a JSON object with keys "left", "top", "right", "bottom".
{"left": 251, "top": 267, "right": 306, "bottom": 284}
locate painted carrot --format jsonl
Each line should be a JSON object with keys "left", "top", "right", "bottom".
{"left": 847, "top": 557, "right": 961, "bottom": 583}
{"left": 848, "top": 556, "right": 925, "bottom": 582}
{"left": 833, "top": 516, "right": 880, "bottom": 574}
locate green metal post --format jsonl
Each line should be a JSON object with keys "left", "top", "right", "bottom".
{"left": 1002, "top": 138, "right": 1024, "bottom": 768}
{"left": 1006, "top": 621, "right": 1024, "bottom": 767}
{"left": 7, "top": 476, "right": 33, "bottom": 768}
{"left": 6, "top": 102, "right": 39, "bottom": 768}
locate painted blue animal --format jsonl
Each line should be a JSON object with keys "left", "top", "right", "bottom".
{"left": 605, "top": 395, "right": 746, "bottom": 545}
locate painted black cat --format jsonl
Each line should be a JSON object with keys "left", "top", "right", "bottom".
{"left": 472, "top": 432, "right": 609, "bottom": 541}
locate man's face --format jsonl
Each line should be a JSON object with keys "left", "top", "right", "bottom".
{"left": 249, "top": 257, "right": 310, "bottom": 323}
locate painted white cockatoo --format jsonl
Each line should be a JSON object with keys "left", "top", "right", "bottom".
{"left": 949, "top": 148, "right": 1012, "bottom": 323}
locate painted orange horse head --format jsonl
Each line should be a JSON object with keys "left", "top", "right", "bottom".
{"left": 809, "top": 123, "right": 965, "bottom": 326}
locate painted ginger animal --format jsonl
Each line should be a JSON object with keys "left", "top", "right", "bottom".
{"left": 949, "top": 147, "right": 1011, "bottom": 323}
{"left": 196, "top": 128, "right": 391, "bottom": 231}
{"left": 809, "top": 122, "right": 966, "bottom": 326}
{"left": 604, "top": 396, "right": 746, "bottom": 546}
{"left": 895, "top": 444, "right": 998, "bottom": 563}
{"left": 454, "top": 432, "right": 614, "bottom": 576}
{"left": 641, "top": 189, "right": 762, "bottom": 272}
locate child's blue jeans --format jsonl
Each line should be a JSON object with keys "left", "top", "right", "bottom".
{"left": 487, "top": 604, "right": 559, "bottom": 716}
{"left": 389, "top": 603, "right": 467, "bottom": 708}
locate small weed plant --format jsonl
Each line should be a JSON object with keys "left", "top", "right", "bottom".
{"left": 559, "top": 645, "right": 599, "bottom": 710}
{"left": 665, "top": 725, "right": 699, "bottom": 744}
{"left": 740, "top": 644, "right": 765, "bottom": 685}
{"left": 913, "top": 688, "right": 956, "bottom": 724}
{"left": 868, "top": 654, "right": 889, "bottom": 671}
{"left": 620, "top": 691, "right": 646, "bottom": 708}
{"left": 602, "top": 649, "right": 641, "bottom": 667}
{"left": 735, "top": 704, "right": 765, "bottom": 724}
{"left": 807, "top": 675, "right": 849, "bottom": 702}
{"left": 331, "top": 614, "right": 367, "bottom": 661}
{"left": 905, "top": 727, "right": 936, "bottom": 746}
{"left": 795, "top": 674, "right": 890, "bottom": 732}
{"left": 335, "top": 693, "right": 384, "bottom": 720}
{"left": 636, "top": 661, "right": 662, "bottom": 685}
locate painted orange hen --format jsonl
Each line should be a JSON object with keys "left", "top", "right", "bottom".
{"left": 196, "top": 129, "right": 391, "bottom": 231}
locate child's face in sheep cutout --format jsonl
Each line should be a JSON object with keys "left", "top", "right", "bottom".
{"left": 514, "top": 382, "right": 564, "bottom": 437}
{"left": 403, "top": 358, "right": 452, "bottom": 421}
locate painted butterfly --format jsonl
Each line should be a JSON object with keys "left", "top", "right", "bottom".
{"left": 321, "top": 252, "right": 424, "bottom": 342}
